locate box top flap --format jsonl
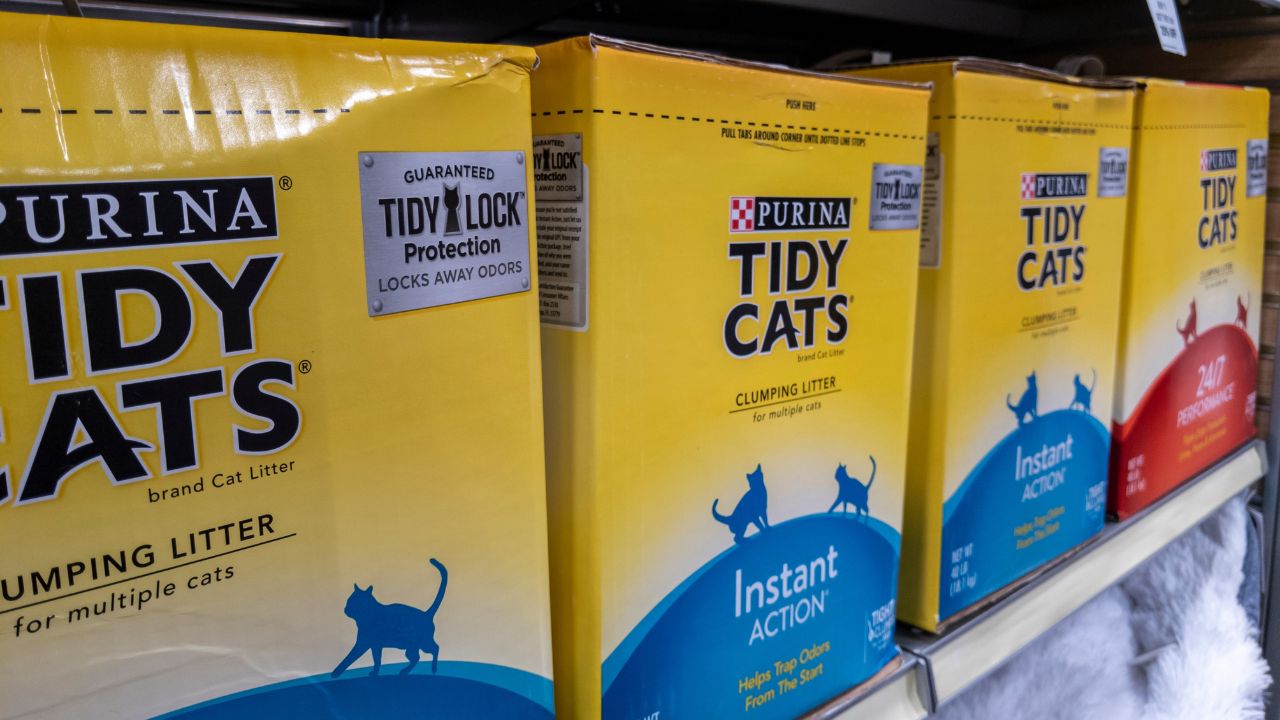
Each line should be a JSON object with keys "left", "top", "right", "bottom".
{"left": 586, "top": 35, "right": 933, "bottom": 94}
{"left": 855, "top": 56, "right": 1137, "bottom": 90}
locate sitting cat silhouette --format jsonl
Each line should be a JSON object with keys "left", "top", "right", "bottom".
{"left": 829, "top": 455, "right": 876, "bottom": 521}
{"left": 1177, "top": 299, "right": 1198, "bottom": 345}
{"left": 712, "top": 464, "right": 769, "bottom": 543}
{"left": 442, "top": 183, "right": 462, "bottom": 236}
{"left": 1069, "top": 368, "right": 1096, "bottom": 412}
{"left": 1006, "top": 371, "right": 1038, "bottom": 426}
{"left": 332, "top": 558, "right": 448, "bottom": 678}
{"left": 1236, "top": 293, "right": 1250, "bottom": 329}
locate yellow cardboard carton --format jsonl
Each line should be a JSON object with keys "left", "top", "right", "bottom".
{"left": 846, "top": 59, "right": 1135, "bottom": 631}
{"left": 0, "top": 13, "right": 554, "bottom": 719}
{"left": 534, "top": 36, "right": 929, "bottom": 719}
{"left": 1110, "top": 79, "right": 1269, "bottom": 517}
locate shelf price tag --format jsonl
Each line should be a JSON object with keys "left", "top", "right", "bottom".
{"left": 1145, "top": 0, "right": 1187, "bottom": 56}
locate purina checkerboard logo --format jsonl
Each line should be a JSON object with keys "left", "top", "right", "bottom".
{"left": 727, "top": 196, "right": 851, "bottom": 233}
{"left": 1019, "top": 173, "right": 1036, "bottom": 200}
{"left": 729, "top": 197, "right": 756, "bottom": 232}
{"left": 1201, "top": 148, "right": 1238, "bottom": 173}
{"left": 1019, "top": 173, "right": 1088, "bottom": 201}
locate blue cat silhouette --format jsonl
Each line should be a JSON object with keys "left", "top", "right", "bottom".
{"left": 332, "top": 558, "right": 448, "bottom": 678}
{"left": 712, "top": 464, "right": 769, "bottom": 543}
{"left": 829, "top": 455, "right": 876, "bottom": 520}
{"left": 1070, "top": 369, "right": 1096, "bottom": 412}
{"left": 1006, "top": 371, "right": 1038, "bottom": 426}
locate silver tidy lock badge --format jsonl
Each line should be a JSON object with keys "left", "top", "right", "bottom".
{"left": 358, "top": 151, "right": 532, "bottom": 317}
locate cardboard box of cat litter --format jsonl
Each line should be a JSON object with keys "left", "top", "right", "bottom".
{"left": 533, "top": 36, "right": 929, "bottom": 720}
{"left": 845, "top": 59, "right": 1135, "bottom": 631}
{"left": 1109, "top": 79, "right": 1269, "bottom": 518}
{"left": 0, "top": 12, "right": 554, "bottom": 719}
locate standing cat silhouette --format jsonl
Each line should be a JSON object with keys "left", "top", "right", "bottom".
{"left": 1177, "top": 299, "right": 1198, "bottom": 345}
{"left": 332, "top": 558, "right": 448, "bottom": 678}
{"left": 1070, "top": 369, "right": 1096, "bottom": 412}
{"left": 1006, "top": 372, "right": 1038, "bottom": 426}
{"left": 711, "top": 464, "right": 769, "bottom": 543}
{"left": 829, "top": 455, "right": 876, "bottom": 521}
{"left": 1236, "top": 293, "right": 1250, "bottom": 329}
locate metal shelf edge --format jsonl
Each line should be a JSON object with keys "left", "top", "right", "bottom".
{"left": 801, "top": 653, "right": 930, "bottom": 720}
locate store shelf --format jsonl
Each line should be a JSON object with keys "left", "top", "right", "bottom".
{"left": 900, "top": 439, "right": 1267, "bottom": 712}
{"left": 801, "top": 654, "right": 929, "bottom": 720}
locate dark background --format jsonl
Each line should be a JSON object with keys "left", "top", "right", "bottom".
{"left": 2, "top": 0, "right": 1276, "bottom": 79}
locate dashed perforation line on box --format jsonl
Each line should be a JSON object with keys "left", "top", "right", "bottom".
{"left": 532, "top": 107, "right": 927, "bottom": 140}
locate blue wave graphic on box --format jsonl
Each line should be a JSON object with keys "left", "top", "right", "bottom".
{"left": 602, "top": 514, "right": 900, "bottom": 720}
{"left": 940, "top": 409, "right": 1109, "bottom": 620}
{"left": 154, "top": 661, "right": 554, "bottom": 719}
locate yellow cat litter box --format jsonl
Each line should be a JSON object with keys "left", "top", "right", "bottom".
{"left": 846, "top": 59, "right": 1135, "bottom": 631}
{"left": 534, "top": 36, "right": 929, "bottom": 719}
{"left": 1110, "top": 78, "right": 1269, "bottom": 518}
{"left": 0, "top": 12, "right": 554, "bottom": 719}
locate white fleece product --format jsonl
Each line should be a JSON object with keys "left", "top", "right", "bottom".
{"left": 1127, "top": 497, "right": 1270, "bottom": 720}
{"left": 934, "top": 495, "right": 1270, "bottom": 720}
{"left": 932, "top": 584, "right": 1143, "bottom": 720}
